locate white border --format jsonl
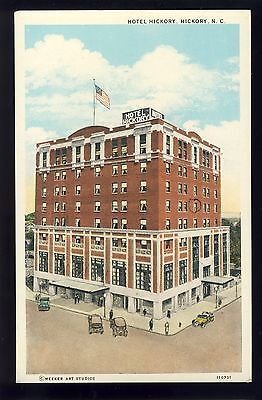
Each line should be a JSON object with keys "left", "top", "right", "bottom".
{"left": 15, "top": 9, "right": 251, "bottom": 383}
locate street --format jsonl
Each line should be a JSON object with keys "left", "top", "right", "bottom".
{"left": 26, "top": 299, "right": 241, "bottom": 374}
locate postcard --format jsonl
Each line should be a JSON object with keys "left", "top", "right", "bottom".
{"left": 15, "top": 10, "right": 251, "bottom": 383}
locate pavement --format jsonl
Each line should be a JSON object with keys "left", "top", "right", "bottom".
{"left": 26, "top": 282, "right": 241, "bottom": 336}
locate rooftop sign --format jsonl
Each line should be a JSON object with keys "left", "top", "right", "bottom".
{"left": 122, "top": 108, "right": 164, "bottom": 125}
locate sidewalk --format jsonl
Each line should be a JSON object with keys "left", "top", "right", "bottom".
{"left": 26, "top": 283, "right": 241, "bottom": 336}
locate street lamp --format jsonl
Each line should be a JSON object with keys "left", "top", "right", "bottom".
{"left": 103, "top": 293, "right": 107, "bottom": 318}
{"left": 214, "top": 285, "right": 219, "bottom": 308}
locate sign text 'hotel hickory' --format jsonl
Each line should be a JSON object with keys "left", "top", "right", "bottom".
{"left": 122, "top": 108, "right": 164, "bottom": 125}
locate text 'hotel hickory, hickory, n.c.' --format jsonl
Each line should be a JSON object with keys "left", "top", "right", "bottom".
{"left": 33, "top": 108, "right": 233, "bottom": 319}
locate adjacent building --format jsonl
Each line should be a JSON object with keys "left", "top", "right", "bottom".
{"left": 33, "top": 108, "right": 232, "bottom": 319}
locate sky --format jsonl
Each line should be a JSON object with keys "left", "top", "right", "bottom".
{"left": 24, "top": 24, "right": 240, "bottom": 214}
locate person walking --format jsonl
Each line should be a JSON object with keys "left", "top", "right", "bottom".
{"left": 167, "top": 309, "right": 171, "bottom": 319}
{"left": 143, "top": 308, "right": 147, "bottom": 317}
{"left": 76, "top": 293, "right": 80, "bottom": 304}
{"left": 74, "top": 293, "right": 77, "bottom": 304}
{"left": 165, "top": 321, "right": 169, "bottom": 336}
{"left": 149, "top": 318, "right": 153, "bottom": 332}
{"left": 178, "top": 321, "right": 182, "bottom": 328}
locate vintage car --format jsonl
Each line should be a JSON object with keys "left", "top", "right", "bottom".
{"left": 38, "top": 297, "right": 50, "bottom": 311}
{"left": 111, "top": 317, "right": 128, "bottom": 337}
{"left": 88, "top": 314, "right": 104, "bottom": 334}
{"left": 192, "top": 311, "right": 215, "bottom": 328}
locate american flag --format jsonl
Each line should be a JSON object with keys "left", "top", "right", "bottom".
{"left": 95, "top": 84, "right": 110, "bottom": 109}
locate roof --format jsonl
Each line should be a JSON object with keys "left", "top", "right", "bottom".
{"left": 201, "top": 276, "right": 234, "bottom": 285}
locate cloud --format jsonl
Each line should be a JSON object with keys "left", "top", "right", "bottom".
{"left": 26, "top": 126, "right": 58, "bottom": 145}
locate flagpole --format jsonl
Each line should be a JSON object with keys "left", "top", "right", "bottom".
{"left": 93, "top": 78, "right": 96, "bottom": 125}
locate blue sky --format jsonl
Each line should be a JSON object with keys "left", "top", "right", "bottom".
{"left": 24, "top": 23, "right": 240, "bottom": 213}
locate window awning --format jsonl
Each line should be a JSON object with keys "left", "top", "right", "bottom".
{"left": 49, "top": 278, "right": 109, "bottom": 293}
{"left": 201, "top": 276, "right": 234, "bottom": 285}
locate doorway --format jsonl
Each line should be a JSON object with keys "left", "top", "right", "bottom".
{"left": 203, "top": 283, "right": 211, "bottom": 298}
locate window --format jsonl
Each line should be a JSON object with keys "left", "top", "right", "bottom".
{"left": 166, "top": 162, "right": 171, "bottom": 173}
{"left": 203, "top": 219, "right": 206, "bottom": 228}
{"left": 112, "top": 139, "right": 118, "bottom": 157}
{"left": 55, "top": 149, "right": 60, "bottom": 165}
{"left": 61, "top": 186, "right": 67, "bottom": 196}
{"left": 42, "top": 151, "right": 47, "bottom": 168}
{"left": 39, "top": 251, "right": 48, "bottom": 272}
{"left": 121, "top": 182, "right": 127, "bottom": 193}
{"left": 202, "top": 149, "right": 210, "bottom": 167}
{"left": 75, "top": 169, "right": 81, "bottom": 179}
{"left": 76, "top": 146, "right": 81, "bottom": 163}
{"left": 95, "top": 142, "right": 101, "bottom": 160}
{"left": 202, "top": 172, "right": 206, "bottom": 182}
{"left": 183, "top": 167, "right": 187, "bottom": 177}
{"left": 178, "top": 183, "right": 182, "bottom": 194}
{"left": 121, "top": 219, "right": 127, "bottom": 229}
{"left": 214, "top": 175, "right": 218, "bottom": 183}
{"left": 62, "top": 171, "right": 66, "bottom": 180}
{"left": 207, "top": 203, "right": 210, "bottom": 213}
{"left": 61, "top": 217, "right": 66, "bottom": 226}
{"left": 183, "top": 219, "right": 188, "bottom": 229}
{"left": 112, "top": 165, "right": 118, "bottom": 175}
{"left": 75, "top": 218, "right": 80, "bottom": 227}
{"left": 42, "top": 187, "right": 47, "bottom": 197}
{"left": 214, "top": 190, "right": 218, "bottom": 199}
{"left": 166, "top": 219, "right": 171, "bottom": 230}
{"left": 112, "top": 260, "right": 126, "bottom": 286}
{"left": 72, "top": 255, "right": 83, "bottom": 278}
{"left": 166, "top": 135, "right": 171, "bottom": 155}
{"left": 95, "top": 166, "right": 101, "bottom": 176}
{"left": 206, "top": 188, "right": 210, "bottom": 198}
{"left": 55, "top": 234, "right": 60, "bottom": 242}
{"left": 140, "top": 181, "right": 147, "bottom": 192}
{"left": 178, "top": 147, "right": 182, "bottom": 158}
{"left": 164, "top": 264, "right": 173, "bottom": 290}
{"left": 178, "top": 218, "right": 183, "bottom": 229}
{"left": 62, "top": 147, "right": 67, "bottom": 164}
{"left": 193, "top": 218, "right": 198, "bottom": 228}
{"left": 140, "top": 134, "right": 147, "bottom": 154}
{"left": 203, "top": 187, "right": 206, "bottom": 197}
{"left": 54, "top": 253, "right": 65, "bottom": 275}
{"left": 94, "top": 218, "right": 100, "bottom": 228}
{"left": 75, "top": 201, "right": 81, "bottom": 212}
{"left": 112, "top": 218, "right": 118, "bottom": 229}
{"left": 112, "top": 238, "right": 118, "bottom": 248}
{"left": 193, "top": 186, "right": 197, "bottom": 196}
{"left": 54, "top": 172, "right": 60, "bottom": 180}
{"left": 55, "top": 217, "right": 60, "bottom": 226}
{"left": 42, "top": 172, "right": 47, "bottom": 182}
{"left": 184, "top": 202, "right": 188, "bottom": 212}
{"left": 179, "top": 260, "right": 187, "bottom": 284}
{"left": 112, "top": 201, "right": 118, "bottom": 212}
{"left": 193, "top": 201, "right": 199, "bottom": 212}
{"left": 166, "top": 200, "right": 171, "bottom": 212}
{"left": 42, "top": 217, "right": 46, "bottom": 226}
{"left": 94, "top": 184, "right": 100, "bottom": 194}
{"left": 54, "top": 187, "right": 59, "bottom": 196}
{"left": 193, "top": 146, "right": 198, "bottom": 164}
{"left": 206, "top": 173, "right": 210, "bottom": 182}
{"left": 140, "top": 200, "right": 147, "bottom": 212}
{"left": 166, "top": 181, "right": 170, "bottom": 193}
{"left": 112, "top": 183, "right": 118, "bottom": 194}
{"left": 178, "top": 165, "right": 182, "bottom": 176}
{"left": 91, "top": 258, "right": 104, "bottom": 282}
{"left": 214, "top": 218, "right": 218, "bottom": 226}
{"left": 203, "top": 266, "right": 210, "bottom": 278}
{"left": 121, "top": 137, "right": 127, "bottom": 156}
{"left": 121, "top": 164, "right": 127, "bottom": 175}
{"left": 140, "top": 219, "right": 147, "bottom": 230}
{"left": 193, "top": 170, "right": 198, "bottom": 179}
{"left": 54, "top": 202, "right": 59, "bottom": 212}
{"left": 178, "top": 201, "right": 183, "bottom": 212}
{"left": 42, "top": 202, "right": 47, "bottom": 212}
{"left": 183, "top": 184, "right": 188, "bottom": 194}
{"left": 204, "top": 235, "right": 210, "bottom": 258}
{"left": 121, "top": 200, "right": 127, "bottom": 211}
{"left": 214, "top": 204, "right": 218, "bottom": 212}
{"left": 179, "top": 237, "right": 187, "bottom": 247}
{"left": 183, "top": 142, "right": 187, "bottom": 159}
{"left": 94, "top": 201, "right": 100, "bottom": 212}
{"left": 214, "top": 234, "right": 219, "bottom": 273}
{"left": 165, "top": 240, "right": 172, "bottom": 250}
{"left": 214, "top": 154, "right": 218, "bottom": 170}
{"left": 222, "top": 233, "right": 228, "bottom": 275}
{"left": 75, "top": 185, "right": 81, "bottom": 195}
{"left": 206, "top": 219, "right": 210, "bottom": 227}
{"left": 140, "top": 162, "right": 147, "bottom": 173}
{"left": 203, "top": 203, "right": 207, "bottom": 213}
{"left": 61, "top": 202, "right": 66, "bottom": 212}
{"left": 136, "top": 263, "right": 151, "bottom": 291}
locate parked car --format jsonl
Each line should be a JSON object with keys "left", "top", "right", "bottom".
{"left": 88, "top": 314, "right": 104, "bottom": 334}
{"left": 38, "top": 297, "right": 50, "bottom": 311}
{"left": 192, "top": 311, "right": 214, "bottom": 328}
{"left": 111, "top": 317, "right": 128, "bottom": 337}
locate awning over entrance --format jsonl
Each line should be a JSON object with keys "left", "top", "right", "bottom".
{"left": 49, "top": 278, "right": 109, "bottom": 293}
{"left": 201, "top": 275, "right": 234, "bottom": 285}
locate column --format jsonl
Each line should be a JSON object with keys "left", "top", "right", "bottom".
{"left": 33, "top": 276, "right": 39, "bottom": 292}
{"left": 153, "top": 301, "right": 162, "bottom": 320}
{"left": 127, "top": 297, "right": 136, "bottom": 313}
{"left": 171, "top": 296, "right": 176, "bottom": 312}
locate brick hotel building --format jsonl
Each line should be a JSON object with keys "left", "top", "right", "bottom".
{"left": 33, "top": 109, "right": 232, "bottom": 319}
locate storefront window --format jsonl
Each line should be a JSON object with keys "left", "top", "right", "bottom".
{"left": 136, "top": 263, "right": 151, "bottom": 291}
{"left": 91, "top": 258, "right": 104, "bottom": 282}
{"left": 72, "top": 255, "right": 83, "bottom": 278}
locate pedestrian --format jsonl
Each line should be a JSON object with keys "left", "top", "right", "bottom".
{"left": 218, "top": 298, "right": 222, "bottom": 307}
{"left": 143, "top": 308, "right": 147, "bottom": 317}
{"left": 178, "top": 321, "right": 182, "bottom": 328}
{"left": 109, "top": 309, "right": 113, "bottom": 320}
{"left": 196, "top": 295, "right": 200, "bottom": 303}
{"left": 149, "top": 318, "right": 153, "bottom": 332}
{"left": 74, "top": 293, "right": 77, "bottom": 304}
{"left": 77, "top": 294, "right": 80, "bottom": 304}
{"left": 167, "top": 309, "right": 171, "bottom": 319}
{"left": 165, "top": 321, "right": 169, "bottom": 336}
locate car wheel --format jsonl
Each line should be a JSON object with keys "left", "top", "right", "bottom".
{"left": 201, "top": 324, "right": 206, "bottom": 328}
